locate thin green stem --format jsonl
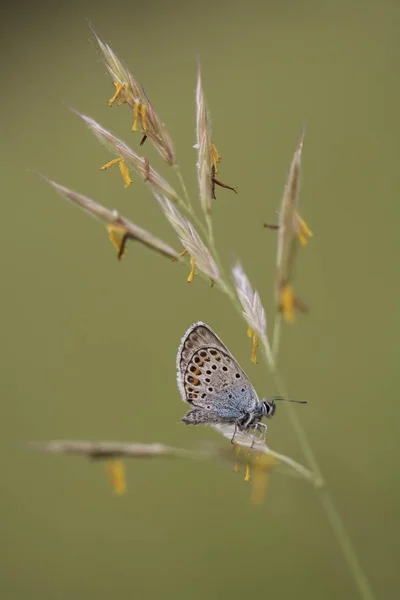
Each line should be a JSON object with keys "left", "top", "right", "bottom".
{"left": 272, "top": 313, "right": 282, "bottom": 360}
{"left": 174, "top": 164, "right": 191, "bottom": 209}
{"left": 263, "top": 351, "right": 324, "bottom": 485}
{"left": 205, "top": 213, "right": 235, "bottom": 295}
{"left": 206, "top": 213, "right": 215, "bottom": 250}
{"left": 173, "top": 164, "right": 210, "bottom": 241}
{"left": 265, "top": 311, "right": 375, "bottom": 600}
{"left": 319, "top": 489, "right": 376, "bottom": 600}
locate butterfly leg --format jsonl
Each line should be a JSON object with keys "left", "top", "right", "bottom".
{"left": 230, "top": 421, "right": 239, "bottom": 445}
{"left": 256, "top": 422, "right": 268, "bottom": 442}
{"left": 237, "top": 413, "right": 257, "bottom": 448}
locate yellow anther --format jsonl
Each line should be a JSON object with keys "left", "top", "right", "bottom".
{"left": 187, "top": 256, "right": 196, "bottom": 283}
{"left": 296, "top": 214, "right": 313, "bottom": 246}
{"left": 244, "top": 463, "right": 252, "bottom": 482}
{"left": 140, "top": 103, "right": 148, "bottom": 132}
{"left": 101, "top": 158, "right": 122, "bottom": 170}
{"left": 246, "top": 328, "right": 259, "bottom": 364}
{"left": 108, "top": 82, "right": 125, "bottom": 106}
{"left": 179, "top": 249, "right": 189, "bottom": 257}
{"left": 118, "top": 159, "right": 133, "bottom": 188}
{"left": 132, "top": 101, "right": 140, "bottom": 131}
{"left": 106, "top": 224, "right": 128, "bottom": 258}
{"left": 101, "top": 157, "right": 132, "bottom": 188}
{"left": 280, "top": 284, "right": 295, "bottom": 323}
{"left": 106, "top": 460, "right": 127, "bottom": 495}
{"left": 233, "top": 445, "right": 241, "bottom": 473}
{"left": 251, "top": 455, "right": 270, "bottom": 505}
{"left": 251, "top": 334, "right": 259, "bottom": 365}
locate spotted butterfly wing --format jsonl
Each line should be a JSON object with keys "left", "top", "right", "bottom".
{"left": 176, "top": 322, "right": 259, "bottom": 423}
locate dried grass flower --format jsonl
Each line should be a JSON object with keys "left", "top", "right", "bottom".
{"left": 274, "top": 132, "right": 312, "bottom": 322}
{"left": 39, "top": 175, "right": 180, "bottom": 261}
{"left": 76, "top": 111, "right": 180, "bottom": 203}
{"left": 214, "top": 424, "right": 313, "bottom": 503}
{"left": 155, "top": 194, "right": 220, "bottom": 282}
{"left": 232, "top": 263, "right": 269, "bottom": 363}
{"left": 30, "top": 435, "right": 313, "bottom": 504}
{"left": 91, "top": 26, "right": 176, "bottom": 165}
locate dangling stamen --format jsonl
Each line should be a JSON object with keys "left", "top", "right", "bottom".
{"left": 132, "top": 101, "right": 140, "bottom": 131}
{"left": 118, "top": 159, "right": 133, "bottom": 188}
{"left": 280, "top": 284, "right": 295, "bottom": 323}
{"left": 106, "top": 460, "right": 127, "bottom": 495}
{"left": 233, "top": 445, "right": 241, "bottom": 473}
{"left": 101, "top": 157, "right": 132, "bottom": 188}
{"left": 140, "top": 103, "right": 148, "bottom": 132}
{"left": 247, "top": 327, "right": 259, "bottom": 364}
{"left": 244, "top": 462, "right": 252, "bottom": 482}
{"left": 108, "top": 82, "right": 125, "bottom": 106}
{"left": 187, "top": 257, "right": 196, "bottom": 283}
{"left": 296, "top": 215, "right": 313, "bottom": 246}
{"left": 106, "top": 224, "right": 129, "bottom": 259}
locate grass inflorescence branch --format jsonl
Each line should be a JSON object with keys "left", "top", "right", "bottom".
{"left": 34, "top": 25, "right": 375, "bottom": 600}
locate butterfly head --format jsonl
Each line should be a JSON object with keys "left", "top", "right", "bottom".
{"left": 260, "top": 399, "right": 277, "bottom": 418}
{"left": 261, "top": 396, "right": 307, "bottom": 419}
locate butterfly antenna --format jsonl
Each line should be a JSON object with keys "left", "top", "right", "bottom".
{"left": 269, "top": 397, "right": 307, "bottom": 404}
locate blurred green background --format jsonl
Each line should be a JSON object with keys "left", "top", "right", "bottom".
{"left": 1, "top": 0, "right": 399, "bottom": 598}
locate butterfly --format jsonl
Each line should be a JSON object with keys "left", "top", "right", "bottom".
{"left": 176, "top": 322, "right": 277, "bottom": 434}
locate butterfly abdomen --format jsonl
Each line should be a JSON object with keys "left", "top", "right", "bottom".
{"left": 182, "top": 408, "right": 222, "bottom": 425}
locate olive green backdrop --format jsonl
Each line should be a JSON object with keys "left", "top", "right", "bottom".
{"left": 1, "top": 0, "right": 399, "bottom": 598}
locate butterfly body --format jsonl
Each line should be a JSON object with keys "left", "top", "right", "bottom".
{"left": 176, "top": 322, "right": 276, "bottom": 431}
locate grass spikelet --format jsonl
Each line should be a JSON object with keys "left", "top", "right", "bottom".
{"left": 91, "top": 26, "right": 176, "bottom": 165}
{"left": 275, "top": 132, "right": 311, "bottom": 321}
{"left": 195, "top": 61, "right": 213, "bottom": 216}
{"left": 232, "top": 263, "right": 270, "bottom": 363}
{"left": 91, "top": 26, "right": 142, "bottom": 101}
{"left": 39, "top": 175, "right": 180, "bottom": 261}
{"left": 75, "top": 111, "right": 179, "bottom": 202}
{"left": 232, "top": 263, "right": 267, "bottom": 339}
{"left": 155, "top": 194, "right": 220, "bottom": 281}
